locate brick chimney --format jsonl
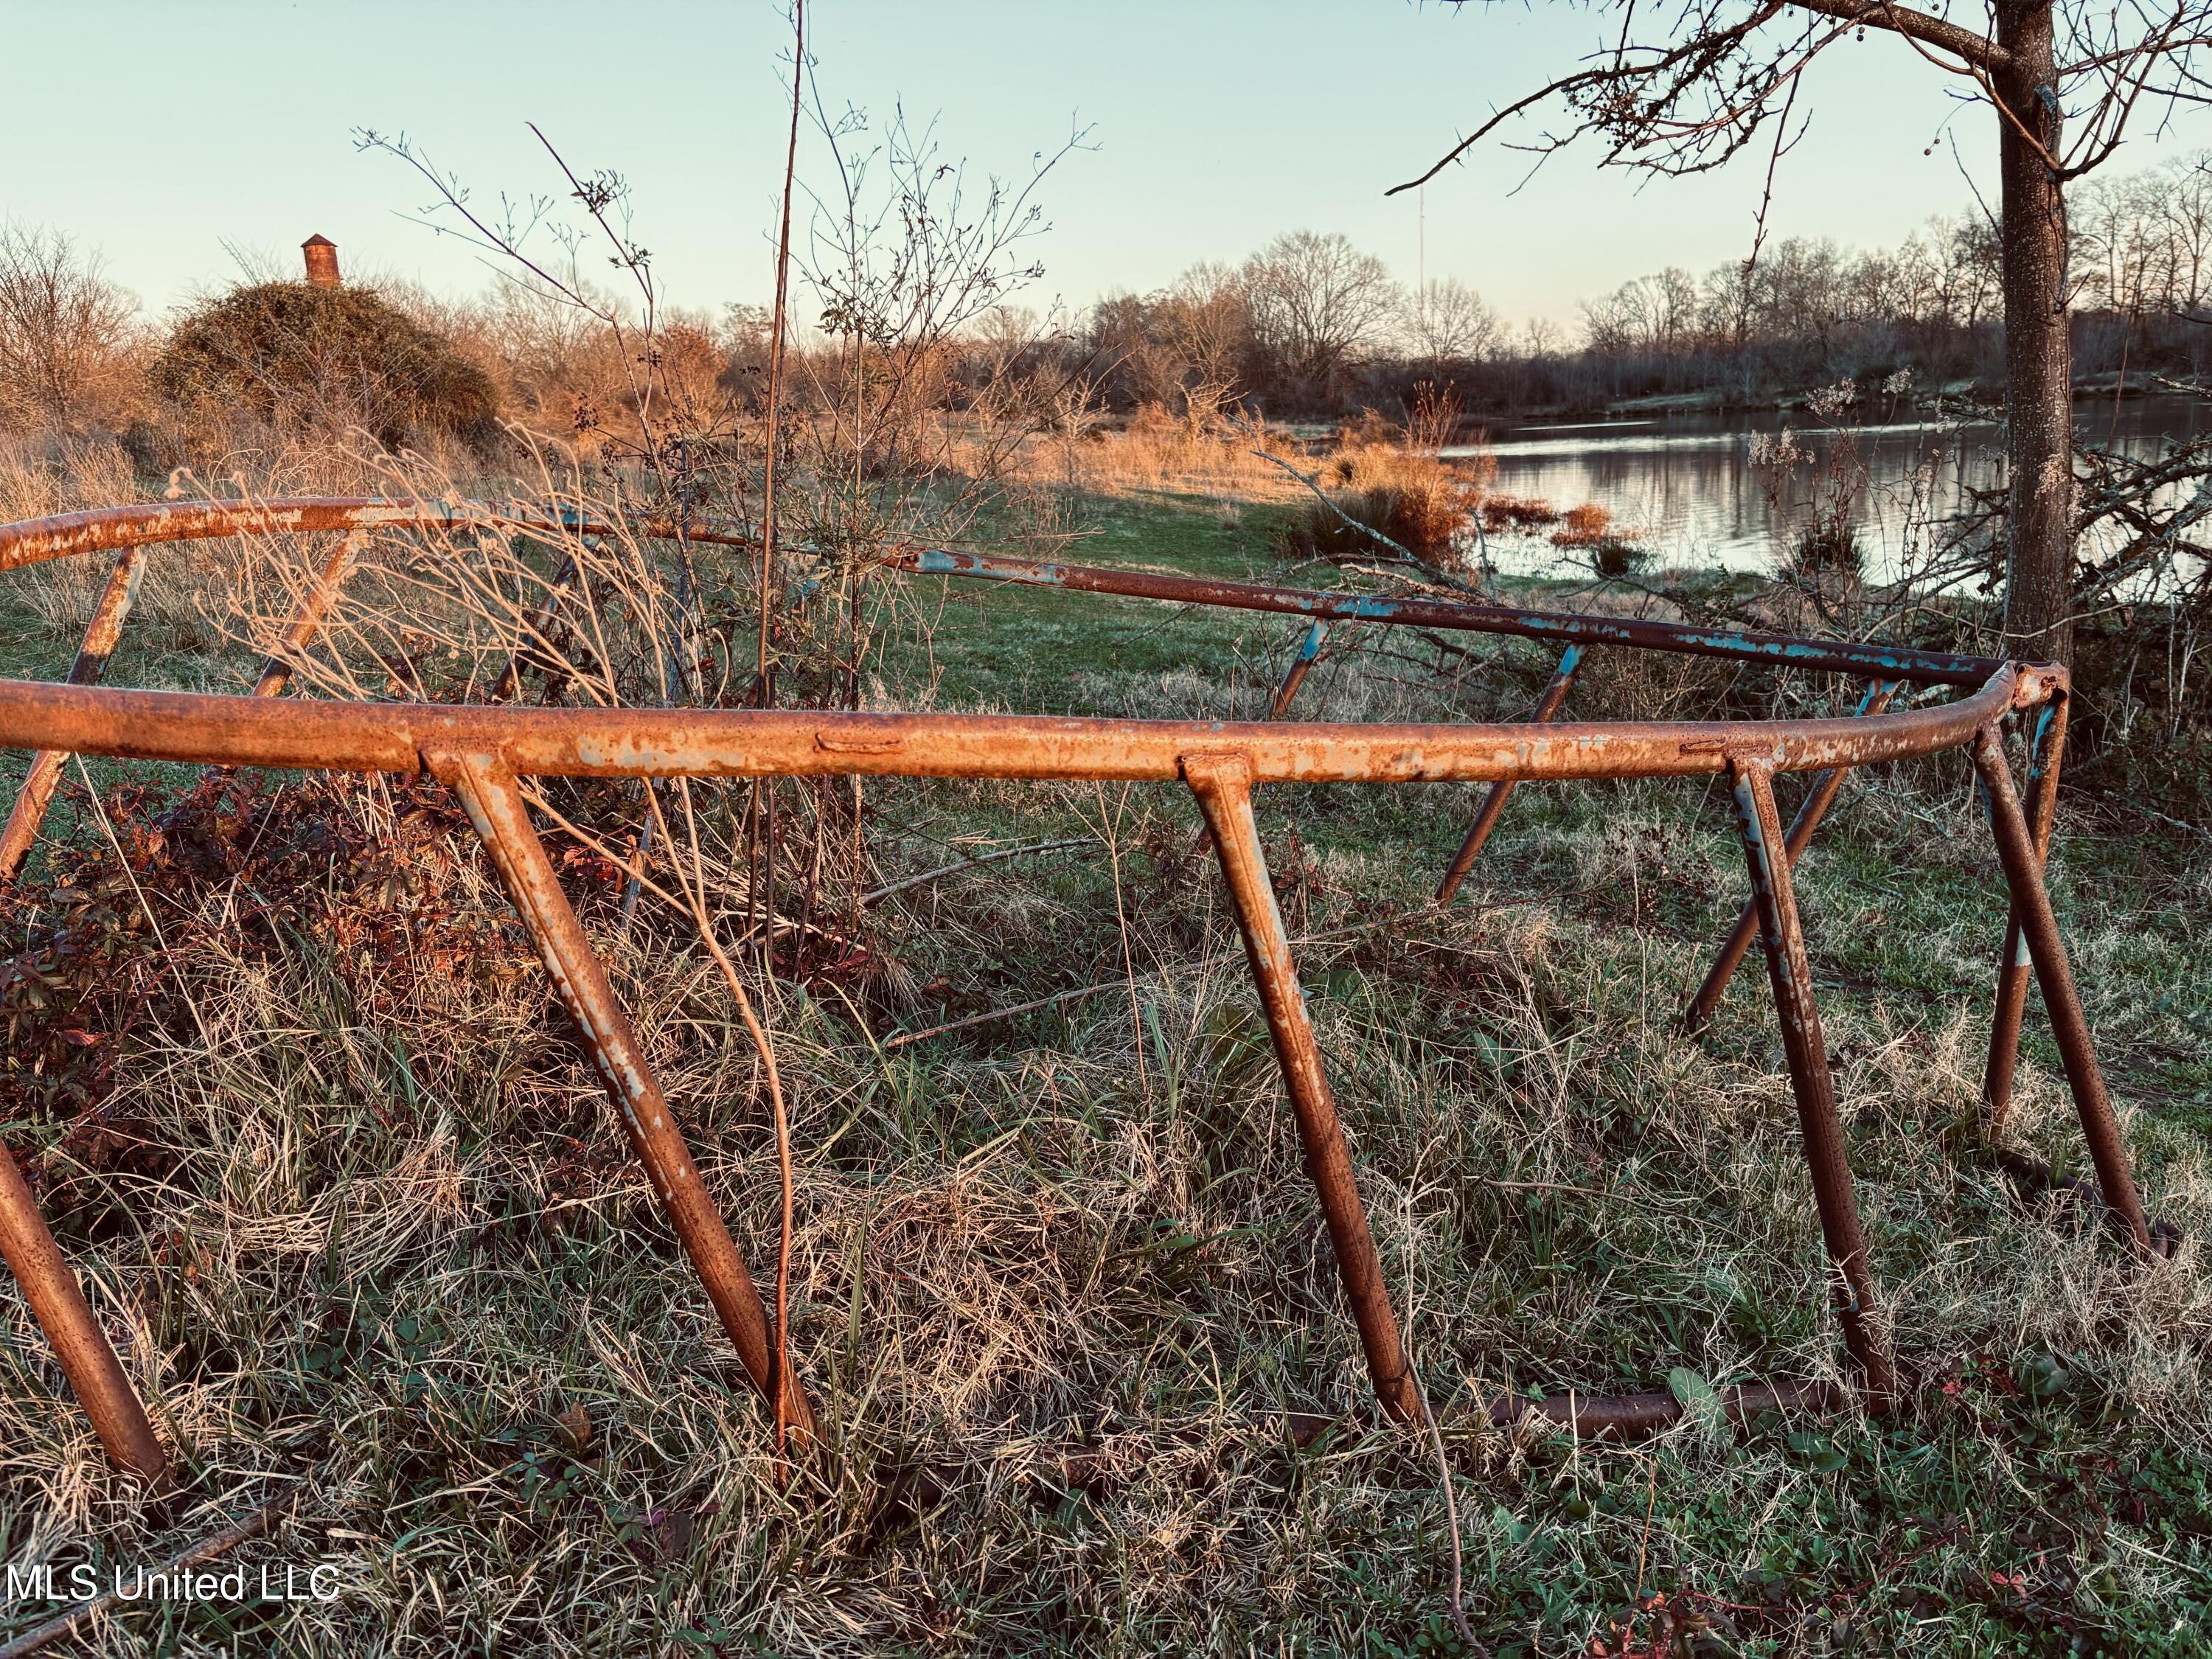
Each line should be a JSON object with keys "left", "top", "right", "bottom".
{"left": 302, "top": 234, "right": 341, "bottom": 288}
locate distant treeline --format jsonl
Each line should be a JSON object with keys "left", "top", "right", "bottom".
{"left": 11, "top": 150, "right": 2212, "bottom": 455}
{"left": 1082, "top": 150, "right": 2212, "bottom": 420}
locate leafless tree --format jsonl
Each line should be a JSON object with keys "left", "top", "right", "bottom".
{"left": 1582, "top": 267, "right": 1703, "bottom": 355}
{"left": 1243, "top": 229, "right": 1403, "bottom": 406}
{"left": 1401, "top": 1, "right": 2212, "bottom": 665}
{"left": 2160, "top": 152, "right": 2212, "bottom": 306}
{"left": 1405, "top": 274, "right": 1503, "bottom": 362}
{"left": 1084, "top": 263, "right": 1253, "bottom": 420}
{"left": 0, "top": 223, "right": 144, "bottom": 434}
{"left": 358, "top": 124, "right": 726, "bottom": 483}
{"left": 1159, "top": 261, "right": 1253, "bottom": 420}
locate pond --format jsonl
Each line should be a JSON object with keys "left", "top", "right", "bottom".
{"left": 1444, "top": 392, "right": 2212, "bottom": 580}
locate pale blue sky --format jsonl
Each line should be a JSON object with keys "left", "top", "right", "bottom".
{"left": 7, "top": 1, "right": 2208, "bottom": 328}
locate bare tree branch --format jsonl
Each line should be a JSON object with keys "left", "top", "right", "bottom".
{"left": 1790, "top": 1, "right": 2009, "bottom": 69}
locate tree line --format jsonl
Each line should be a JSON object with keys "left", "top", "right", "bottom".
{"left": 9, "top": 146, "right": 2212, "bottom": 454}
{"left": 1085, "top": 150, "right": 2212, "bottom": 422}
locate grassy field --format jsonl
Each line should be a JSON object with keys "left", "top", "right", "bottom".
{"left": 1, "top": 476, "right": 2210, "bottom": 1658}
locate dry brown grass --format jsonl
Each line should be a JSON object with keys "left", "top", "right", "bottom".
{"left": 1259, "top": 434, "right": 1491, "bottom": 569}
{"left": 1480, "top": 494, "right": 1561, "bottom": 534}
{"left": 1031, "top": 415, "right": 1312, "bottom": 501}
{"left": 1549, "top": 504, "right": 1614, "bottom": 549}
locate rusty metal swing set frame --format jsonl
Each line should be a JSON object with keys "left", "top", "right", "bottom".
{"left": 0, "top": 496, "right": 2163, "bottom": 1489}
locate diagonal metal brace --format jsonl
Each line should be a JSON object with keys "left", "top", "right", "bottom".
{"left": 0, "top": 1138, "right": 168, "bottom": 1483}
{"left": 1729, "top": 757, "right": 1898, "bottom": 1410}
{"left": 429, "top": 748, "right": 817, "bottom": 1439}
{"left": 0, "top": 546, "right": 147, "bottom": 880}
{"left": 1971, "top": 726, "right": 2153, "bottom": 1253}
{"left": 1979, "top": 695, "right": 2068, "bottom": 1133}
{"left": 1435, "top": 643, "right": 1587, "bottom": 904}
{"left": 1683, "top": 679, "right": 1899, "bottom": 1031}
{"left": 1183, "top": 749, "right": 1422, "bottom": 1424}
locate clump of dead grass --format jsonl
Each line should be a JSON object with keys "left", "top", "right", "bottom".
{"left": 1480, "top": 493, "right": 1561, "bottom": 534}
{"left": 1547, "top": 501, "right": 1649, "bottom": 577}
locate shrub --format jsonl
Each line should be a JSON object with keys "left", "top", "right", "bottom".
{"left": 1278, "top": 479, "right": 1470, "bottom": 565}
{"left": 1589, "top": 537, "right": 1648, "bottom": 577}
{"left": 0, "top": 223, "right": 146, "bottom": 436}
{"left": 1332, "top": 407, "right": 1402, "bottom": 449}
{"left": 1546, "top": 501, "right": 1647, "bottom": 577}
{"left": 1551, "top": 502, "right": 1613, "bottom": 546}
{"left": 1784, "top": 517, "right": 1864, "bottom": 577}
{"left": 148, "top": 281, "right": 498, "bottom": 450}
{"left": 2065, "top": 611, "right": 2212, "bottom": 827}
{"left": 1479, "top": 493, "right": 1559, "bottom": 532}
{"left": 1287, "top": 436, "right": 1478, "bottom": 565}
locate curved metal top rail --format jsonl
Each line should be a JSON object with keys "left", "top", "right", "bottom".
{"left": 0, "top": 665, "right": 2035, "bottom": 785}
{"left": 0, "top": 496, "right": 759, "bottom": 571}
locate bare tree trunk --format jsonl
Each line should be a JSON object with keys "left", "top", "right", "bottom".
{"left": 1995, "top": 1, "right": 2075, "bottom": 666}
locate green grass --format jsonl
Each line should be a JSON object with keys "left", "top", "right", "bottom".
{"left": 1, "top": 486, "right": 2209, "bottom": 1656}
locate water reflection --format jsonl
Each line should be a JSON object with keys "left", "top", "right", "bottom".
{"left": 1445, "top": 394, "right": 2212, "bottom": 577}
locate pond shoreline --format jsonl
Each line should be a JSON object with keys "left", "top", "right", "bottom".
{"left": 1464, "top": 370, "right": 2190, "bottom": 431}
{"left": 1442, "top": 392, "right": 2206, "bottom": 576}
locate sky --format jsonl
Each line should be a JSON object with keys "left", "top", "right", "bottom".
{"left": 7, "top": 1, "right": 2211, "bottom": 332}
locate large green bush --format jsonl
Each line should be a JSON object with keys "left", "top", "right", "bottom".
{"left": 149, "top": 280, "right": 497, "bottom": 449}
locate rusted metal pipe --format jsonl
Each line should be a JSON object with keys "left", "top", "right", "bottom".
{"left": 0, "top": 546, "right": 145, "bottom": 880}
{"left": 1434, "top": 643, "right": 1585, "bottom": 904}
{"left": 905, "top": 546, "right": 2006, "bottom": 688}
{"left": 0, "top": 498, "right": 2107, "bottom": 1472}
{"left": 1970, "top": 726, "right": 2154, "bottom": 1254}
{"left": 248, "top": 529, "right": 362, "bottom": 699}
{"left": 0, "top": 500, "right": 2008, "bottom": 690}
{"left": 0, "top": 501, "right": 2003, "bottom": 686}
{"left": 0, "top": 1144, "right": 168, "bottom": 1483}
{"left": 1683, "top": 680, "right": 1899, "bottom": 1031}
{"left": 0, "top": 498, "right": 757, "bottom": 574}
{"left": 1270, "top": 618, "right": 1332, "bottom": 719}
{"left": 428, "top": 749, "right": 817, "bottom": 1439}
{"left": 1183, "top": 750, "right": 1422, "bottom": 1423}
{"left": 1729, "top": 759, "right": 1897, "bottom": 1410}
{"left": 1980, "top": 695, "right": 2070, "bottom": 1133}
{"left": 0, "top": 659, "right": 2041, "bottom": 790}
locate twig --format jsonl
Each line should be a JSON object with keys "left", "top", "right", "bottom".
{"left": 859, "top": 838, "right": 1091, "bottom": 906}
{"left": 73, "top": 759, "right": 218, "bottom": 1055}
{"left": 1088, "top": 783, "right": 1149, "bottom": 1093}
{"left": 1633, "top": 1452, "right": 1660, "bottom": 1600}
{"left": 759, "top": 1, "right": 802, "bottom": 694}
{"left": 880, "top": 896, "right": 1548, "bottom": 1051}
{"left": 644, "top": 781, "right": 801, "bottom": 1461}
{"left": 1400, "top": 1212, "right": 1481, "bottom": 1655}
{"left": 1742, "top": 68, "right": 1804, "bottom": 286}
{"left": 0, "top": 1502, "right": 287, "bottom": 1658}
{"left": 881, "top": 979, "right": 1126, "bottom": 1051}
{"left": 751, "top": 0, "right": 805, "bottom": 969}
{"left": 1234, "top": 425, "right": 1470, "bottom": 591}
